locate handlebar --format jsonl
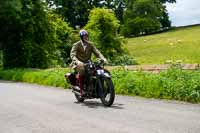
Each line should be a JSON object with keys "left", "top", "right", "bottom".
{"left": 84, "top": 59, "right": 104, "bottom": 69}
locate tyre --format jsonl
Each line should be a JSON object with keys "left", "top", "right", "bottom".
{"left": 99, "top": 78, "right": 115, "bottom": 106}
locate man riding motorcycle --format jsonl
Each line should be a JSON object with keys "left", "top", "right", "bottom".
{"left": 70, "top": 29, "right": 108, "bottom": 94}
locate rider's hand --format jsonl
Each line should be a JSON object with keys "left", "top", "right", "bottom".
{"left": 77, "top": 60, "right": 84, "bottom": 67}
{"left": 102, "top": 59, "right": 108, "bottom": 64}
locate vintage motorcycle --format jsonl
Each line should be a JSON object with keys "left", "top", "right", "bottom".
{"left": 65, "top": 60, "right": 115, "bottom": 106}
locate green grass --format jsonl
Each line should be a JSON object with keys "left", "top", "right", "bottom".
{"left": 0, "top": 68, "right": 70, "bottom": 88}
{"left": 126, "top": 25, "right": 200, "bottom": 64}
{"left": 0, "top": 67, "right": 200, "bottom": 103}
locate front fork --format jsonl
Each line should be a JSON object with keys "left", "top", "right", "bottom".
{"left": 97, "top": 76, "right": 104, "bottom": 98}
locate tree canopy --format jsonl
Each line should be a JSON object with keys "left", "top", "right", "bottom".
{"left": 121, "top": 0, "right": 175, "bottom": 36}
{"left": 47, "top": 0, "right": 176, "bottom": 36}
{"left": 85, "top": 8, "right": 123, "bottom": 58}
{"left": 0, "top": 0, "right": 74, "bottom": 68}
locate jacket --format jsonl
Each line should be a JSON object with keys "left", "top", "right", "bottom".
{"left": 70, "top": 40, "right": 106, "bottom": 67}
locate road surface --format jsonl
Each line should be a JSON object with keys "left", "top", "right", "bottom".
{"left": 0, "top": 80, "right": 200, "bottom": 133}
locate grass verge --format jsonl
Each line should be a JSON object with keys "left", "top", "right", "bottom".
{"left": 0, "top": 68, "right": 69, "bottom": 88}
{"left": 0, "top": 67, "right": 200, "bottom": 103}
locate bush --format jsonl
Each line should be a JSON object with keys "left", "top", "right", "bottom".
{"left": 109, "top": 54, "right": 138, "bottom": 66}
{"left": 0, "top": 1, "right": 74, "bottom": 68}
{"left": 85, "top": 8, "right": 125, "bottom": 58}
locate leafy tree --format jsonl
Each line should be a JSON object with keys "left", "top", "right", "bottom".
{"left": 47, "top": 0, "right": 126, "bottom": 28}
{"left": 160, "top": 0, "right": 176, "bottom": 3}
{"left": 0, "top": 0, "right": 23, "bottom": 68}
{"left": 159, "top": 6, "right": 171, "bottom": 29}
{"left": 47, "top": 12, "right": 77, "bottom": 66}
{"left": 0, "top": 0, "right": 73, "bottom": 68}
{"left": 85, "top": 8, "right": 125, "bottom": 59}
{"left": 47, "top": 0, "right": 91, "bottom": 28}
{"left": 122, "top": 0, "right": 162, "bottom": 36}
{"left": 121, "top": 0, "right": 176, "bottom": 36}
{"left": 98, "top": 0, "right": 126, "bottom": 23}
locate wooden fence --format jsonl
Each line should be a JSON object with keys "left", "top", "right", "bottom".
{"left": 105, "top": 64, "right": 200, "bottom": 72}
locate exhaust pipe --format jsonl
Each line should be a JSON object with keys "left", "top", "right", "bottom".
{"left": 72, "top": 86, "right": 80, "bottom": 92}
{"left": 72, "top": 86, "right": 81, "bottom": 96}
{"left": 72, "top": 90, "right": 81, "bottom": 96}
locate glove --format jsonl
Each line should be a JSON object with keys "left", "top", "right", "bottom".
{"left": 102, "top": 59, "right": 108, "bottom": 64}
{"left": 76, "top": 60, "right": 84, "bottom": 67}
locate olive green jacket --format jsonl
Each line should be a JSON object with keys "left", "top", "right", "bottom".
{"left": 70, "top": 40, "right": 106, "bottom": 66}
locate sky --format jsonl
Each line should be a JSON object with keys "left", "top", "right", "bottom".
{"left": 166, "top": 0, "right": 200, "bottom": 26}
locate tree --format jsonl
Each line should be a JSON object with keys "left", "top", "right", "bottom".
{"left": 122, "top": 0, "right": 162, "bottom": 36}
{"left": 47, "top": 0, "right": 126, "bottom": 28}
{"left": 85, "top": 8, "right": 124, "bottom": 58}
{"left": 121, "top": 0, "right": 176, "bottom": 36}
{"left": 0, "top": 0, "right": 74, "bottom": 68}
{"left": 47, "top": 12, "right": 76, "bottom": 66}
{"left": 160, "top": 0, "right": 176, "bottom": 3}
{"left": 0, "top": 0, "right": 24, "bottom": 68}
{"left": 159, "top": 6, "right": 171, "bottom": 29}
{"left": 47, "top": 0, "right": 90, "bottom": 28}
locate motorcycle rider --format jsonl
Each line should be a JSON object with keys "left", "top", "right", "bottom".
{"left": 70, "top": 29, "right": 108, "bottom": 95}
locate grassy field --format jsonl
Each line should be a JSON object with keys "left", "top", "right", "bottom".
{"left": 126, "top": 25, "right": 200, "bottom": 64}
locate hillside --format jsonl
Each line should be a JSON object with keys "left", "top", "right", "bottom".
{"left": 126, "top": 25, "right": 200, "bottom": 64}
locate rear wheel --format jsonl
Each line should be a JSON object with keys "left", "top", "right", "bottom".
{"left": 99, "top": 78, "right": 115, "bottom": 106}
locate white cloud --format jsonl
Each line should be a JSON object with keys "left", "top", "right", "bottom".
{"left": 166, "top": 0, "right": 200, "bottom": 26}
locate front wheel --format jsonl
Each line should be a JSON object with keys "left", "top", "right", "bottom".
{"left": 99, "top": 78, "right": 115, "bottom": 107}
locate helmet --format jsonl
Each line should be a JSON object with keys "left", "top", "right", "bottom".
{"left": 79, "top": 29, "right": 88, "bottom": 40}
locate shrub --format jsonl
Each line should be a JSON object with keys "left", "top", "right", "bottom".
{"left": 109, "top": 54, "right": 138, "bottom": 66}
{"left": 85, "top": 8, "right": 125, "bottom": 59}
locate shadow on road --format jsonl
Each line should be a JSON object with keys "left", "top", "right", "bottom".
{"left": 75, "top": 100, "right": 124, "bottom": 109}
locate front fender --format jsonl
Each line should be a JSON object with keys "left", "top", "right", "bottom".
{"left": 97, "top": 69, "right": 112, "bottom": 78}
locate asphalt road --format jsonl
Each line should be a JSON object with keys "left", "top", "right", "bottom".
{"left": 0, "top": 80, "right": 200, "bottom": 133}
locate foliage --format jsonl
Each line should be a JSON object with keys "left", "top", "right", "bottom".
{"left": 85, "top": 8, "right": 125, "bottom": 59}
{"left": 0, "top": 68, "right": 69, "bottom": 88}
{"left": 108, "top": 54, "right": 138, "bottom": 66}
{"left": 0, "top": 51, "right": 2, "bottom": 68}
{"left": 121, "top": 17, "right": 161, "bottom": 36}
{"left": 159, "top": 6, "right": 171, "bottom": 29}
{"left": 0, "top": 0, "right": 23, "bottom": 68}
{"left": 47, "top": 12, "right": 76, "bottom": 66}
{"left": 49, "top": 0, "right": 91, "bottom": 28}
{"left": 47, "top": 0, "right": 175, "bottom": 29}
{"left": 0, "top": 0, "right": 74, "bottom": 68}
{"left": 47, "top": 0, "right": 126, "bottom": 28}
{"left": 122, "top": 0, "right": 162, "bottom": 36}
{"left": 112, "top": 67, "right": 200, "bottom": 103}
{"left": 126, "top": 25, "right": 200, "bottom": 64}
{"left": 160, "top": 0, "right": 176, "bottom": 3}
{"left": 0, "top": 66, "right": 200, "bottom": 103}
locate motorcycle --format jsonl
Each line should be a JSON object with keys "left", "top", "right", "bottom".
{"left": 65, "top": 60, "right": 115, "bottom": 106}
